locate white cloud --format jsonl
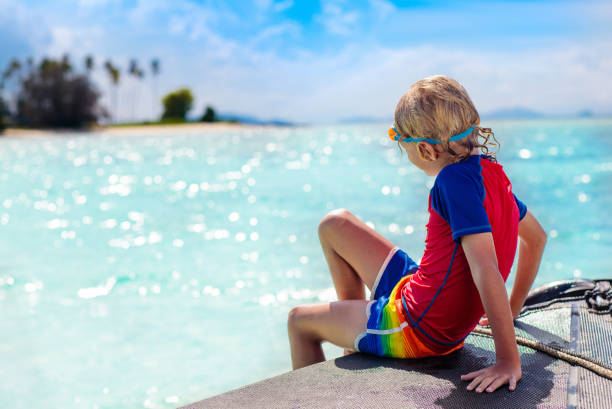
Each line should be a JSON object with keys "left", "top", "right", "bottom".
{"left": 274, "top": 0, "right": 293, "bottom": 13}
{"left": 315, "top": 1, "right": 360, "bottom": 36}
{"left": 49, "top": 27, "right": 74, "bottom": 53}
{"left": 90, "top": 38, "right": 612, "bottom": 123}
{"left": 46, "top": 26, "right": 105, "bottom": 57}
{"left": 162, "top": 6, "right": 218, "bottom": 41}
{"left": 168, "top": 16, "right": 187, "bottom": 35}
{"left": 254, "top": 0, "right": 273, "bottom": 10}
{"left": 250, "top": 21, "right": 301, "bottom": 45}
{"left": 0, "top": 1, "right": 49, "bottom": 57}
{"left": 368, "top": 0, "right": 395, "bottom": 19}
{"left": 78, "top": 0, "right": 115, "bottom": 7}
{"left": 3, "top": 0, "right": 612, "bottom": 124}
{"left": 254, "top": 0, "right": 293, "bottom": 13}
{"left": 177, "top": 40, "right": 612, "bottom": 123}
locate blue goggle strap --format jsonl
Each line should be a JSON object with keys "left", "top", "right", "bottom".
{"left": 393, "top": 124, "right": 477, "bottom": 144}
{"left": 448, "top": 125, "right": 477, "bottom": 142}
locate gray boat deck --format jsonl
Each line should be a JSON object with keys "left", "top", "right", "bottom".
{"left": 181, "top": 301, "right": 612, "bottom": 409}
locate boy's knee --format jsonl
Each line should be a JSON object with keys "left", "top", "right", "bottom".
{"left": 318, "top": 208, "right": 351, "bottom": 238}
{"left": 288, "top": 305, "right": 305, "bottom": 331}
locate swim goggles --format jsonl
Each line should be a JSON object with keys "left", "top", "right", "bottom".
{"left": 388, "top": 123, "right": 477, "bottom": 144}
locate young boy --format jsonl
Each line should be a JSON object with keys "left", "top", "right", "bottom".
{"left": 287, "top": 75, "right": 547, "bottom": 393}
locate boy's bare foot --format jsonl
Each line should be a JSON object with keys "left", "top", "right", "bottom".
{"left": 344, "top": 348, "right": 356, "bottom": 356}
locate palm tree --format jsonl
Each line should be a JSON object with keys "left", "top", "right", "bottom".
{"left": 150, "top": 58, "right": 160, "bottom": 120}
{"left": 61, "top": 54, "right": 72, "bottom": 72}
{"left": 25, "top": 57, "right": 34, "bottom": 77}
{"left": 128, "top": 59, "right": 138, "bottom": 78}
{"left": 128, "top": 59, "right": 145, "bottom": 122}
{"left": 85, "top": 55, "right": 94, "bottom": 77}
{"left": 2, "top": 59, "right": 22, "bottom": 85}
{"left": 104, "top": 60, "right": 120, "bottom": 123}
{"left": 1, "top": 59, "right": 22, "bottom": 118}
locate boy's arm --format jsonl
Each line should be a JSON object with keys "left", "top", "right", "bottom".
{"left": 479, "top": 211, "right": 547, "bottom": 325}
{"left": 509, "top": 211, "right": 547, "bottom": 316}
{"left": 460, "top": 232, "right": 522, "bottom": 393}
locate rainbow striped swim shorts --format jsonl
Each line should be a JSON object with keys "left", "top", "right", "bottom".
{"left": 353, "top": 247, "right": 463, "bottom": 358}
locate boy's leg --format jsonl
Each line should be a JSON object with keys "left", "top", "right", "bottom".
{"left": 288, "top": 299, "right": 369, "bottom": 369}
{"left": 318, "top": 208, "right": 396, "bottom": 300}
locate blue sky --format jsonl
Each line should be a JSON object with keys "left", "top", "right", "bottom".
{"left": 1, "top": 0, "right": 611, "bottom": 123}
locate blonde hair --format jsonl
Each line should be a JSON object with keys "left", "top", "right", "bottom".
{"left": 394, "top": 75, "right": 498, "bottom": 163}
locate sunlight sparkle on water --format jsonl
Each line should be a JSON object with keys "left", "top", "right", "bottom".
{"left": 519, "top": 149, "right": 532, "bottom": 159}
{"left": 2, "top": 122, "right": 610, "bottom": 409}
{"left": 24, "top": 281, "right": 43, "bottom": 293}
{"left": 78, "top": 277, "right": 116, "bottom": 299}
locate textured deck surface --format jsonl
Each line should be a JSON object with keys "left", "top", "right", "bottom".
{"left": 181, "top": 302, "right": 611, "bottom": 409}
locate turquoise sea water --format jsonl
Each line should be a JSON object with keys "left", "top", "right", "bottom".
{"left": 1, "top": 120, "right": 611, "bottom": 409}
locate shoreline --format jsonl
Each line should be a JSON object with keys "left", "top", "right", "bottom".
{"left": 0, "top": 122, "right": 273, "bottom": 139}
{"left": 3, "top": 117, "right": 611, "bottom": 139}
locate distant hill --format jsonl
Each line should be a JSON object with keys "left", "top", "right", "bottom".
{"left": 217, "top": 112, "right": 295, "bottom": 126}
{"left": 337, "top": 116, "right": 392, "bottom": 124}
{"left": 482, "top": 107, "right": 544, "bottom": 119}
{"left": 481, "top": 107, "right": 612, "bottom": 120}
{"left": 182, "top": 108, "right": 610, "bottom": 127}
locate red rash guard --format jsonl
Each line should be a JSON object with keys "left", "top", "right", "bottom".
{"left": 400, "top": 155, "right": 527, "bottom": 354}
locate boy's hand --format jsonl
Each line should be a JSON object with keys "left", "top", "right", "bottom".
{"left": 461, "top": 232, "right": 522, "bottom": 394}
{"left": 461, "top": 360, "right": 521, "bottom": 393}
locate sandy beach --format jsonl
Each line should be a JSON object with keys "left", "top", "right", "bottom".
{"left": 0, "top": 122, "right": 262, "bottom": 139}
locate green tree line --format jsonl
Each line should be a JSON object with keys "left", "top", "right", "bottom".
{"left": 160, "top": 88, "right": 217, "bottom": 123}
{"left": 0, "top": 54, "right": 219, "bottom": 132}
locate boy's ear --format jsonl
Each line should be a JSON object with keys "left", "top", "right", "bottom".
{"left": 416, "top": 142, "right": 439, "bottom": 161}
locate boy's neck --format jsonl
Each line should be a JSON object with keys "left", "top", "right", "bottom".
{"left": 428, "top": 149, "right": 479, "bottom": 177}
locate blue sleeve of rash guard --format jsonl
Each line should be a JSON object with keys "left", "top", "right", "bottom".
{"left": 513, "top": 193, "right": 528, "bottom": 221}
{"left": 431, "top": 166, "right": 492, "bottom": 243}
